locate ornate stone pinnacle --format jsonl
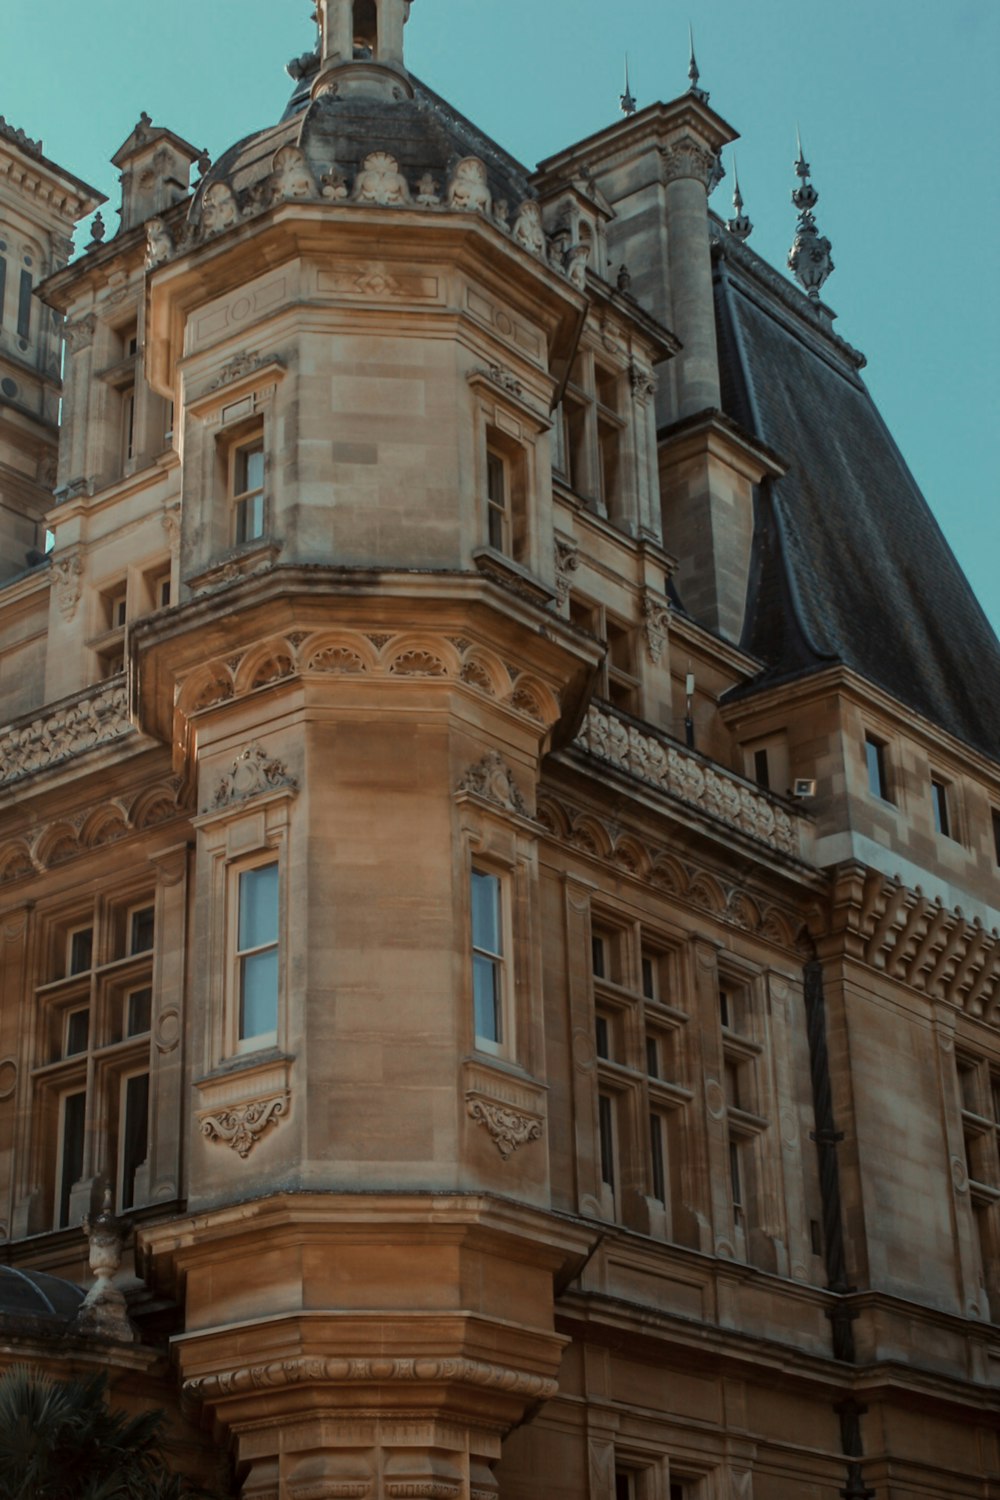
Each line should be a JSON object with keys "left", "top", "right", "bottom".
{"left": 726, "top": 161, "right": 752, "bottom": 240}
{"left": 87, "top": 212, "right": 106, "bottom": 250}
{"left": 687, "top": 25, "right": 709, "bottom": 102}
{"left": 788, "top": 137, "right": 833, "bottom": 300}
{"left": 620, "top": 55, "right": 637, "bottom": 117}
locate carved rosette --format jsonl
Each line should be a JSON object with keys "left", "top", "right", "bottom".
{"left": 661, "top": 135, "right": 718, "bottom": 189}
{"left": 201, "top": 1095, "right": 289, "bottom": 1158}
{"left": 212, "top": 742, "right": 298, "bottom": 809}
{"left": 467, "top": 1099, "right": 543, "bottom": 1161}
{"left": 457, "top": 751, "right": 529, "bottom": 816}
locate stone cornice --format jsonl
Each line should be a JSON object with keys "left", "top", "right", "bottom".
{"left": 184, "top": 1353, "right": 558, "bottom": 1406}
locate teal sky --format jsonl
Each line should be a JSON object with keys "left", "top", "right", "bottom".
{"left": 3, "top": 0, "right": 998, "bottom": 638}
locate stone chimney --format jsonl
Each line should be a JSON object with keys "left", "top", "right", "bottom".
{"left": 112, "top": 114, "right": 202, "bottom": 233}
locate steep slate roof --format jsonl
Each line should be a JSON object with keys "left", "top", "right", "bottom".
{"left": 714, "top": 238, "right": 1000, "bottom": 763}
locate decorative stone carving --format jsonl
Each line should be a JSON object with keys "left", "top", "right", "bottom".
{"left": 642, "top": 590, "right": 671, "bottom": 665}
{"left": 0, "top": 681, "right": 134, "bottom": 790}
{"left": 629, "top": 359, "right": 656, "bottom": 404}
{"left": 447, "top": 157, "right": 491, "bottom": 215}
{"left": 493, "top": 199, "right": 510, "bottom": 232}
{"left": 51, "top": 551, "right": 83, "bottom": 619}
{"left": 76, "top": 1189, "right": 136, "bottom": 1342}
{"left": 457, "top": 751, "right": 529, "bottom": 816}
{"left": 201, "top": 181, "right": 240, "bottom": 233}
{"left": 271, "top": 144, "right": 316, "bottom": 200}
{"left": 353, "top": 151, "right": 410, "bottom": 205}
{"left": 470, "top": 362, "right": 522, "bottom": 398}
{"left": 660, "top": 134, "right": 717, "bottom": 188}
{"left": 209, "top": 349, "right": 282, "bottom": 390}
{"left": 415, "top": 172, "right": 441, "bottom": 206}
{"left": 468, "top": 1099, "right": 543, "bottom": 1161}
{"left": 211, "top": 742, "right": 298, "bottom": 809}
{"left": 162, "top": 504, "right": 181, "bottom": 553}
{"left": 63, "top": 315, "right": 96, "bottom": 354}
{"left": 512, "top": 200, "right": 545, "bottom": 256}
{"left": 565, "top": 244, "right": 589, "bottom": 290}
{"left": 321, "top": 168, "right": 350, "bottom": 201}
{"left": 145, "top": 217, "right": 173, "bottom": 268}
{"left": 184, "top": 1355, "right": 557, "bottom": 1404}
{"left": 201, "top": 1095, "right": 289, "bottom": 1158}
{"left": 554, "top": 535, "right": 579, "bottom": 605}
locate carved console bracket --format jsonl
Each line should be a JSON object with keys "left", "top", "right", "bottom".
{"left": 467, "top": 1099, "right": 542, "bottom": 1161}
{"left": 200, "top": 1094, "right": 289, "bottom": 1158}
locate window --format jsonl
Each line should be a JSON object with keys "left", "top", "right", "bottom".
{"left": 121, "top": 386, "right": 136, "bottom": 466}
{"left": 591, "top": 915, "right": 692, "bottom": 1235}
{"left": 232, "top": 437, "right": 265, "bottom": 544}
{"left": 992, "top": 808, "right": 1000, "bottom": 866}
{"left": 570, "top": 594, "right": 640, "bottom": 714}
{"left": 471, "top": 869, "right": 504, "bottom": 1049}
{"left": 930, "top": 776, "right": 952, "bottom": 838}
{"left": 0, "top": 250, "right": 7, "bottom": 329}
{"left": 556, "top": 352, "right": 627, "bottom": 523}
{"left": 486, "top": 450, "right": 508, "bottom": 552}
{"left": 36, "top": 894, "right": 156, "bottom": 1227}
{"left": 718, "top": 971, "right": 769, "bottom": 1258}
{"left": 956, "top": 1052, "right": 1000, "bottom": 1319}
{"left": 481, "top": 428, "right": 528, "bottom": 564}
{"left": 235, "top": 862, "right": 279, "bottom": 1049}
{"left": 17, "top": 268, "right": 32, "bottom": 341}
{"left": 864, "top": 733, "right": 891, "bottom": 801}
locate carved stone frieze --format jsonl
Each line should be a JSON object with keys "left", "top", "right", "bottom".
{"left": 0, "top": 680, "right": 133, "bottom": 791}
{"left": 51, "top": 550, "right": 83, "bottom": 619}
{"left": 576, "top": 705, "right": 801, "bottom": 858}
{"left": 184, "top": 1355, "right": 557, "bottom": 1404}
{"left": 0, "top": 777, "right": 181, "bottom": 878}
{"left": 457, "top": 751, "right": 529, "bottom": 816}
{"left": 200, "top": 1094, "right": 289, "bottom": 1158}
{"left": 641, "top": 590, "right": 671, "bottom": 666}
{"left": 211, "top": 742, "right": 298, "bottom": 810}
{"left": 467, "top": 1099, "right": 543, "bottom": 1161}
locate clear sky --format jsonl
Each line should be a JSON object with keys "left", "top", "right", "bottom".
{"left": 3, "top": 0, "right": 998, "bottom": 637}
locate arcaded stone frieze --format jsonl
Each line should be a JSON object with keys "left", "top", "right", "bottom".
{"left": 537, "top": 785, "right": 806, "bottom": 954}
{"left": 575, "top": 705, "right": 806, "bottom": 860}
{"left": 0, "top": 678, "right": 134, "bottom": 791}
{"left": 184, "top": 1355, "right": 558, "bottom": 1404}
{"left": 0, "top": 777, "right": 182, "bottom": 883}
{"left": 829, "top": 865, "right": 1000, "bottom": 1023}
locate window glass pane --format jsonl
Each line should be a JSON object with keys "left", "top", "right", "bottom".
{"left": 65, "top": 1009, "right": 89, "bottom": 1056}
{"left": 865, "top": 735, "right": 886, "bottom": 798}
{"left": 129, "top": 905, "right": 155, "bottom": 954}
{"left": 641, "top": 954, "right": 656, "bottom": 1000}
{"left": 931, "top": 779, "right": 950, "bottom": 836}
{"left": 236, "top": 443, "right": 264, "bottom": 495}
{"left": 486, "top": 451, "right": 506, "bottom": 506}
{"left": 240, "top": 947, "right": 279, "bottom": 1039}
{"left": 239, "top": 864, "right": 279, "bottom": 950}
{"left": 473, "top": 953, "right": 501, "bottom": 1043}
{"left": 599, "top": 1093, "right": 615, "bottom": 1188}
{"left": 646, "top": 1035, "right": 659, "bottom": 1078}
{"left": 471, "top": 870, "right": 500, "bottom": 956}
{"left": 59, "top": 1091, "right": 86, "bottom": 1227}
{"left": 120, "top": 1072, "right": 149, "bottom": 1209}
{"left": 595, "top": 1015, "right": 610, "bottom": 1060}
{"left": 69, "top": 927, "right": 93, "bottom": 975}
{"left": 236, "top": 492, "right": 265, "bottom": 543}
{"left": 17, "top": 268, "right": 32, "bottom": 340}
{"left": 126, "top": 987, "right": 152, "bottom": 1036}
{"left": 650, "top": 1113, "right": 666, "bottom": 1203}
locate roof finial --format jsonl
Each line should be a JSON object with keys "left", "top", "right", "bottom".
{"left": 687, "top": 24, "right": 709, "bottom": 103}
{"left": 726, "top": 158, "right": 752, "bottom": 241}
{"left": 620, "top": 54, "right": 637, "bottom": 117}
{"left": 788, "top": 129, "right": 834, "bottom": 302}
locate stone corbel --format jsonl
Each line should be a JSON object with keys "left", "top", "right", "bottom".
{"left": 468, "top": 1099, "right": 543, "bottom": 1161}
{"left": 201, "top": 1095, "right": 289, "bottom": 1158}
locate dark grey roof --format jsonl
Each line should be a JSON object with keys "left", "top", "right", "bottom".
{"left": 0, "top": 1265, "right": 85, "bottom": 1321}
{"left": 714, "top": 243, "right": 1000, "bottom": 762}
{"left": 196, "top": 69, "right": 533, "bottom": 222}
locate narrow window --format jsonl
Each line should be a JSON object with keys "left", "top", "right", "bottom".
{"left": 646, "top": 1035, "right": 659, "bottom": 1079}
{"left": 595, "top": 1014, "right": 610, "bottom": 1060}
{"left": 486, "top": 450, "right": 508, "bottom": 553}
{"left": 119, "top": 1071, "right": 149, "bottom": 1210}
{"left": 68, "top": 926, "right": 93, "bottom": 977}
{"left": 237, "top": 862, "right": 279, "bottom": 1046}
{"left": 591, "top": 932, "right": 606, "bottom": 979}
{"left": 129, "top": 904, "right": 155, "bottom": 955}
{"left": 753, "top": 747, "right": 771, "bottom": 789}
{"left": 598, "top": 1092, "right": 616, "bottom": 1189}
{"left": 641, "top": 953, "right": 657, "bottom": 1000}
{"left": 17, "top": 268, "right": 32, "bottom": 340}
{"left": 669, "top": 1485, "right": 688, "bottom": 1500}
{"left": 233, "top": 439, "right": 265, "bottom": 544}
{"left": 471, "top": 869, "right": 503, "bottom": 1047}
{"left": 64, "top": 1008, "right": 90, "bottom": 1057}
{"left": 126, "top": 986, "right": 152, "bottom": 1037}
{"left": 615, "top": 1473, "right": 635, "bottom": 1500}
{"left": 992, "top": 808, "right": 1000, "bottom": 866}
{"left": 729, "top": 1136, "right": 744, "bottom": 1221}
{"left": 121, "top": 387, "right": 136, "bottom": 466}
{"left": 0, "top": 254, "right": 7, "bottom": 329}
{"left": 353, "top": 0, "right": 378, "bottom": 54}
{"left": 649, "top": 1113, "right": 666, "bottom": 1203}
{"left": 930, "top": 777, "right": 950, "bottom": 837}
{"left": 57, "top": 1091, "right": 86, "bottom": 1228}
{"left": 864, "top": 733, "right": 890, "bottom": 800}
{"left": 719, "top": 984, "right": 731, "bottom": 1031}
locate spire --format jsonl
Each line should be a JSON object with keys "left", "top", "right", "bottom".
{"left": 620, "top": 55, "right": 637, "bottom": 117}
{"left": 687, "top": 24, "right": 709, "bottom": 103}
{"left": 787, "top": 130, "right": 834, "bottom": 301}
{"left": 726, "top": 158, "right": 752, "bottom": 241}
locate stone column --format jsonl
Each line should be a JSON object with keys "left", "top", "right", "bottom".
{"left": 661, "top": 134, "right": 721, "bottom": 419}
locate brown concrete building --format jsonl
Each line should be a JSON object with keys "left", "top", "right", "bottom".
{"left": 1, "top": 3, "right": 998, "bottom": 1496}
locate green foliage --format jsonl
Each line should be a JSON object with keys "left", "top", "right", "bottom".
{"left": 0, "top": 1365, "right": 220, "bottom": 1500}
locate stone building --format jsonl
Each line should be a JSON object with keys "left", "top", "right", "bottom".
{"left": 0, "top": 3, "right": 998, "bottom": 1496}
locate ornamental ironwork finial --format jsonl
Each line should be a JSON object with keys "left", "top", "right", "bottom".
{"left": 620, "top": 55, "right": 637, "bottom": 117}
{"left": 687, "top": 24, "right": 709, "bottom": 102}
{"left": 726, "top": 159, "right": 752, "bottom": 241}
{"left": 788, "top": 129, "right": 834, "bottom": 301}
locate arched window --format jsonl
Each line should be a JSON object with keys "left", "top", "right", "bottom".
{"left": 353, "top": 0, "right": 378, "bottom": 57}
